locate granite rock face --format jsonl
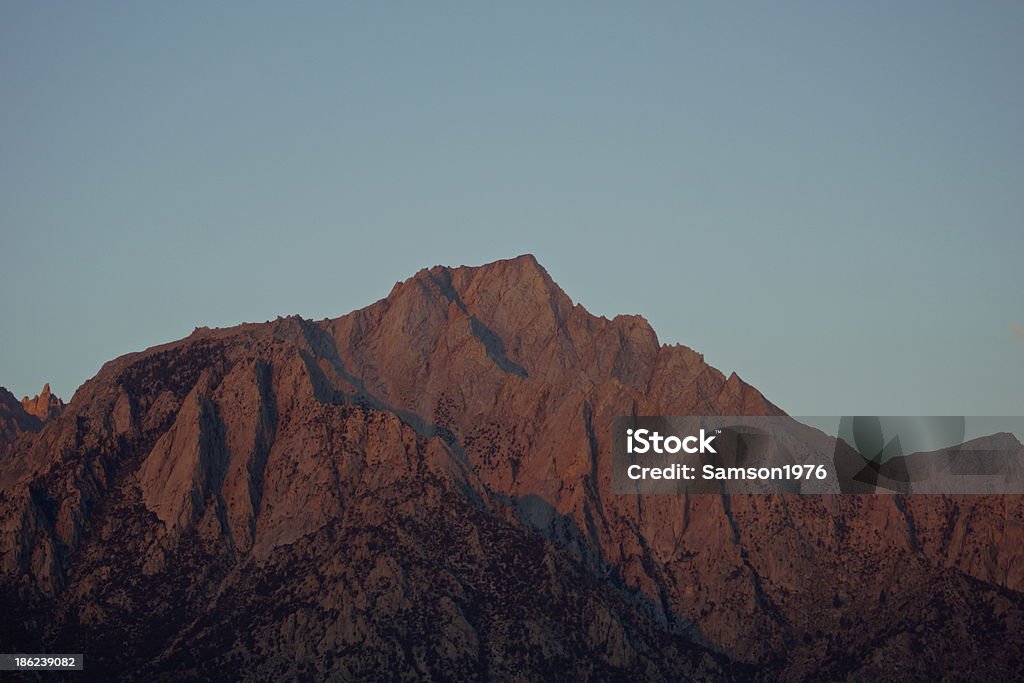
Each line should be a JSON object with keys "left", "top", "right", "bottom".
{"left": 1, "top": 255, "right": 1022, "bottom": 680}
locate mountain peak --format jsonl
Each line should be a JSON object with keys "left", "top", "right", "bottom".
{"left": 377, "top": 255, "right": 575, "bottom": 358}
{"left": 421, "top": 254, "right": 561, "bottom": 299}
{"left": 21, "top": 383, "right": 65, "bottom": 422}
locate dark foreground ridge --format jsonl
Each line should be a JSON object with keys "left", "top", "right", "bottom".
{"left": 1, "top": 255, "right": 1022, "bottom": 679}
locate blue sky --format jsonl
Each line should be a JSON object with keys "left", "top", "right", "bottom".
{"left": 1, "top": 1, "right": 1021, "bottom": 416}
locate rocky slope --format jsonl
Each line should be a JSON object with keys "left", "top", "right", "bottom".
{"left": 1, "top": 255, "right": 1022, "bottom": 680}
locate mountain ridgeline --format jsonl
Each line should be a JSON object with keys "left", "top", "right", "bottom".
{"left": 1, "top": 255, "right": 1022, "bottom": 680}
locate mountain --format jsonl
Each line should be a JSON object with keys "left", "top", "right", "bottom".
{"left": 1, "top": 255, "right": 1022, "bottom": 680}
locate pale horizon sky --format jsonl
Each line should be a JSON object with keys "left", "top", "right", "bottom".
{"left": 1, "top": 2, "right": 1022, "bottom": 416}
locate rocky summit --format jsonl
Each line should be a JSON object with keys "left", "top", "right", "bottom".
{"left": 1, "top": 255, "right": 1022, "bottom": 680}
{"left": 20, "top": 383, "right": 65, "bottom": 423}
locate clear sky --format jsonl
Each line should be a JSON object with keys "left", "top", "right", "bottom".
{"left": 1, "top": 1, "right": 1021, "bottom": 416}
